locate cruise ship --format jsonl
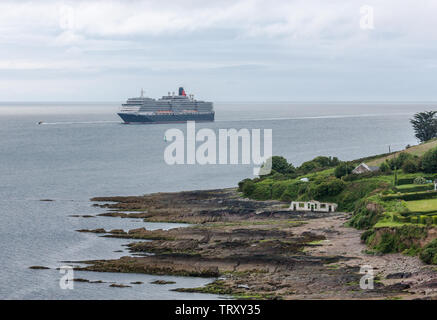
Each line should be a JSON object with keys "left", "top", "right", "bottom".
{"left": 117, "top": 87, "right": 214, "bottom": 124}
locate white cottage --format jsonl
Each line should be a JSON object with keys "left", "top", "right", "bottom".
{"left": 289, "top": 200, "right": 338, "bottom": 213}
{"left": 352, "top": 162, "right": 379, "bottom": 174}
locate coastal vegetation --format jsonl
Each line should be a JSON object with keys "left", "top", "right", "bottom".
{"left": 238, "top": 137, "right": 437, "bottom": 265}
{"left": 410, "top": 111, "right": 437, "bottom": 143}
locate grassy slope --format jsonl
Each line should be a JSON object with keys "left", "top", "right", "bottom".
{"left": 367, "top": 139, "right": 437, "bottom": 166}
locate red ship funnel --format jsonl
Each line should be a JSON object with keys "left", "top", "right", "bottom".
{"left": 178, "top": 87, "right": 186, "bottom": 96}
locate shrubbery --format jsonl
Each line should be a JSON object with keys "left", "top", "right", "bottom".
{"left": 349, "top": 200, "right": 383, "bottom": 230}
{"left": 379, "top": 161, "right": 391, "bottom": 173}
{"left": 381, "top": 190, "right": 437, "bottom": 201}
{"left": 241, "top": 180, "right": 256, "bottom": 197}
{"left": 298, "top": 156, "right": 340, "bottom": 174}
{"left": 402, "top": 158, "right": 420, "bottom": 173}
{"left": 334, "top": 162, "right": 353, "bottom": 178}
{"left": 421, "top": 146, "right": 437, "bottom": 173}
{"left": 387, "top": 152, "right": 414, "bottom": 170}
{"left": 370, "top": 226, "right": 427, "bottom": 254}
{"left": 395, "top": 184, "right": 433, "bottom": 193}
{"left": 414, "top": 177, "right": 427, "bottom": 185}
{"left": 419, "top": 239, "right": 437, "bottom": 264}
{"left": 309, "top": 178, "right": 346, "bottom": 199}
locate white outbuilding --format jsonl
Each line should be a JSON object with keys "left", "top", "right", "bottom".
{"left": 289, "top": 200, "right": 338, "bottom": 213}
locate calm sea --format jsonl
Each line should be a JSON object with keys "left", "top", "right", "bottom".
{"left": 0, "top": 102, "right": 432, "bottom": 299}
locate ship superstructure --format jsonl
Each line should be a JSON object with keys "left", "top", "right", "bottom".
{"left": 117, "top": 87, "right": 214, "bottom": 124}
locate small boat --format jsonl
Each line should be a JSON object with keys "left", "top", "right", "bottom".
{"left": 38, "top": 121, "right": 44, "bottom": 125}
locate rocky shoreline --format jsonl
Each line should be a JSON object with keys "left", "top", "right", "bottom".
{"left": 73, "top": 188, "right": 437, "bottom": 299}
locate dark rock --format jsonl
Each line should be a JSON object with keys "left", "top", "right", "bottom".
{"left": 76, "top": 228, "right": 106, "bottom": 233}
{"left": 150, "top": 280, "right": 176, "bottom": 285}
{"left": 386, "top": 272, "right": 412, "bottom": 279}
{"left": 109, "top": 283, "right": 131, "bottom": 288}
{"left": 383, "top": 283, "right": 411, "bottom": 292}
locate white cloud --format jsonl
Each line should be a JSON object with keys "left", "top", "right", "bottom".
{"left": 0, "top": 0, "right": 437, "bottom": 100}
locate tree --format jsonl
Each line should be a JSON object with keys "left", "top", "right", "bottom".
{"left": 379, "top": 161, "right": 391, "bottom": 173}
{"left": 421, "top": 146, "right": 437, "bottom": 173}
{"left": 402, "top": 159, "right": 419, "bottom": 173}
{"left": 270, "top": 156, "right": 295, "bottom": 175}
{"left": 410, "top": 111, "right": 437, "bottom": 143}
{"left": 334, "top": 162, "right": 352, "bottom": 178}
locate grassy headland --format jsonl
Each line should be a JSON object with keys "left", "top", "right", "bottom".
{"left": 238, "top": 139, "right": 437, "bottom": 264}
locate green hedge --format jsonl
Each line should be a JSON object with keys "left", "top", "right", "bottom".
{"left": 381, "top": 190, "right": 437, "bottom": 201}
{"left": 397, "top": 178, "right": 416, "bottom": 185}
{"left": 397, "top": 175, "right": 437, "bottom": 186}
{"left": 395, "top": 184, "right": 434, "bottom": 193}
{"left": 392, "top": 213, "right": 437, "bottom": 225}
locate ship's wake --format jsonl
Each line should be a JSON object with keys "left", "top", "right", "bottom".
{"left": 39, "top": 120, "right": 120, "bottom": 125}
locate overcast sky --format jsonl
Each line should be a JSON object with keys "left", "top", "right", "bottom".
{"left": 1, "top": 0, "right": 437, "bottom": 101}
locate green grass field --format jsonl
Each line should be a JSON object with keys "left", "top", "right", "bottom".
{"left": 405, "top": 198, "right": 437, "bottom": 212}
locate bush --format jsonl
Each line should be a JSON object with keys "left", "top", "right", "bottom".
{"left": 238, "top": 178, "right": 252, "bottom": 192}
{"left": 421, "top": 147, "right": 437, "bottom": 173}
{"left": 414, "top": 177, "right": 427, "bottom": 185}
{"left": 387, "top": 152, "right": 414, "bottom": 170}
{"left": 242, "top": 180, "right": 256, "bottom": 197}
{"left": 251, "top": 184, "right": 272, "bottom": 200}
{"left": 334, "top": 162, "right": 353, "bottom": 178}
{"left": 379, "top": 161, "right": 391, "bottom": 173}
{"left": 375, "top": 233, "right": 397, "bottom": 253}
{"left": 279, "top": 181, "right": 308, "bottom": 201}
{"left": 271, "top": 181, "right": 288, "bottom": 199}
{"left": 310, "top": 178, "right": 346, "bottom": 199}
{"left": 372, "top": 226, "right": 427, "bottom": 254}
{"left": 402, "top": 159, "right": 420, "bottom": 173}
{"left": 419, "top": 239, "right": 437, "bottom": 264}
{"left": 349, "top": 200, "right": 383, "bottom": 229}
{"left": 361, "top": 229, "right": 375, "bottom": 242}
{"left": 298, "top": 156, "right": 340, "bottom": 174}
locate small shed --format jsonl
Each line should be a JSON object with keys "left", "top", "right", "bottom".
{"left": 289, "top": 200, "right": 338, "bottom": 213}
{"left": 352, "top": 162, "right": 379, "bottom": 174}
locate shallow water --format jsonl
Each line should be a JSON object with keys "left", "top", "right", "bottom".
{"left": 0, "top": 101, "right": 431, "bottom": 299}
